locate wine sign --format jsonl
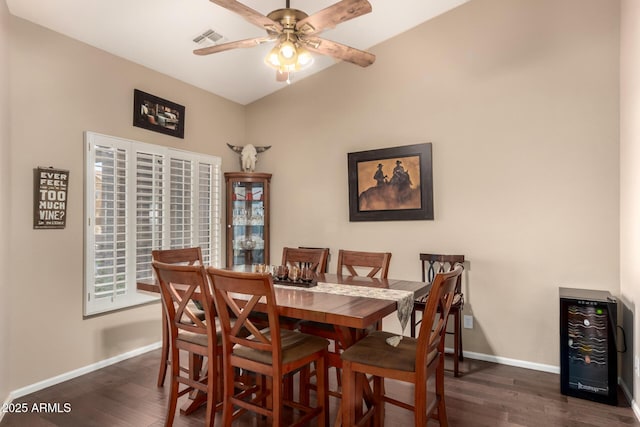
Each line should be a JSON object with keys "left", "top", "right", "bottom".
{"left": 33, "top": 167, "right": 69, "bottom": 229}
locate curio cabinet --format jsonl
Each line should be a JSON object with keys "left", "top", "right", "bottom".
{"left": 224, "top": 172, "right": 271, "bottom": 267}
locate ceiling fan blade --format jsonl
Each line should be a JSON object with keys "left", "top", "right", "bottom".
{"left": 209, "top": 0, "right": 283, "bottom": 33}
{"left": 300, "top": 37, "right": 375, "bottom": 67}
{"left": 193, "top": 36, "right": 274, "bottom": 55}
{"left": 295, "top": 0, "right": 372, "bottom": 35}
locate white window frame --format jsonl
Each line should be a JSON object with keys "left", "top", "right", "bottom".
{"left": 84, "top": 131, "right": 221, "bottom": 316}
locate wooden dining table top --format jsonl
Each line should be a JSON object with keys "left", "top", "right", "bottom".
{"left": 137, "top": 272, "right": 430, "bottom": 330}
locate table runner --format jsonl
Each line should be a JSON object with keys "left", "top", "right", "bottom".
{"left": 274, "top": 281, "right": 413, "bottom": 346}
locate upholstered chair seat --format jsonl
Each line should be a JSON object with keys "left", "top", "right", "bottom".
{"left": 341, "top": 331, "right": 438, "bottom": 373}
{"left": 235, "top": 328, "right": 329, "bottom": 366}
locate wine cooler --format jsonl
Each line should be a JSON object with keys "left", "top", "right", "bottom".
{"left": 559, "top": 287, "right": 617, "bottom": 405}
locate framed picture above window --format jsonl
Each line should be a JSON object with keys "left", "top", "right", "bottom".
{"left": 133, "top": 89, "right": 185, "bottom": 139}
{"left": 348, "top": 143, "right": 434, "bottom": 222}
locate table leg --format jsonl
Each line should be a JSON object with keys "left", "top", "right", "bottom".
{"left": 332, "top": 327, "right": 378, "bottom": 427}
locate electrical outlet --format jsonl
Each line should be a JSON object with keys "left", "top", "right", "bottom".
{"left": 463, "top": 315, "right": 473, "bottom": 329}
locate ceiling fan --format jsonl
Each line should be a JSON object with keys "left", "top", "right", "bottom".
{"left": 194, "top": 0, "right": 376, "bottom": 82}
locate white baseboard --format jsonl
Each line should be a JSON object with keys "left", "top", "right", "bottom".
{"left": 0, "top": 341, "right": 161, "bottom": 423}
{"left": 450, "top": 348, "right": 559, "bottom": 374}
{"left": 619, "top": 378, "right": 640, "bottom": 421}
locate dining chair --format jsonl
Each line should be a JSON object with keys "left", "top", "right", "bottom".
{"left": 152, "top": 260, "right": 221, "bottom": 427}
{"left": 341, "top": 265, "right": 463, "bottom": 427}
{"left": 336, "top": 249, "right": 391, "bottom": 278}
{"left": 299, "top": 249, "right": 392, "bottom": 401}
{"left": 282, "top": 247, "right": 330, "bottom": 274}
{"left": 206, "top": 267, "right": 330, "bottom": 427}
{"left": 151, "top": 247, "right": 204, "bottom": 387}
{"left": 410, "top": 254, "right": 465, "bottom": 377}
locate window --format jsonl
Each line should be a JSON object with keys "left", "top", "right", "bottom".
{"left": 84, "top": 132, "right": 221, "bottom": 316}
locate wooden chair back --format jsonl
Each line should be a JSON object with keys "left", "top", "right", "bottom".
{"left": 282, "top": 247, "right": 329, "bottom": 273}
{"left": 151, "top": 260, "right": 221, "bottom": 425}
{"left": 152, "top": 247, "right": 203, "bottom": 266}
{"left": 414, "top": 253, "right": 466, "bottom": 376}
{"left": 207, "top": 267, "right": 329, "bottom": 426}
{"left": 420, "top": 253, "right": 464, "bottom": 295}
{"left": 298, "top": 246, "right": 331, "bottom": 272}
{"left": 149, "top": 247, "right": 204, "bottom": 387}
{"left": 207, "top": 269, "right": 283, "bottom": 371}
{"left": 340, "top": 265, "right": 464, "bottom": 426}
{"left": 417, "top": 265, "right": 463, "bottom": 372}
{"left": 337, "top": 249, "right": 392, "bottom": 278}
{"left": 151, "top": 261, "right": 214, "bottom": 338}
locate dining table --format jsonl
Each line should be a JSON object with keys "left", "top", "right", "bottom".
{"left": 137, "top": 269, "right": 431, "bottom": 424}
{"left": 138, "top": 271, "right": 429, "bottom": 332}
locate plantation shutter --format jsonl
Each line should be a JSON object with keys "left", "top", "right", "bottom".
{"left": 169, "top": 158, "right": 194, "bottom": 249}
{"left": 84, "top": 132, "right": 221, "bottom": 316}
{"left": 135, "top": 151, "right": 165, "bottom": 281}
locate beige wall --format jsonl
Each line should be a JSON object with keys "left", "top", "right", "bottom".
{"left": 620, "top": 0, "right": 640, "bottom": 407}
{"left": 1, "top": 0, "right": 11, "bottom": 403}
{"left": 7, "top": 16, "right": 246, "bottom": 391}
{"left": 247, "top": 0, "right": 620, "bottom": 367}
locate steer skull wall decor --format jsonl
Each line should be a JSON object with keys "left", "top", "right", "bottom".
{"left": 227, "top": 143, "right": 271, "bottom": 172}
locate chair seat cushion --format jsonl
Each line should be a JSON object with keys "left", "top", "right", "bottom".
{"left": 234, "top": 329, "right": 328, "bottom": 365}
{"left": 177, "top": 319, "right": 224, "bottom": 346}
{"left": 341, "top": 331, "right": 437, "bottom": 372}
{"left": 178, "top": 330, "right": 216, "bottom": 347}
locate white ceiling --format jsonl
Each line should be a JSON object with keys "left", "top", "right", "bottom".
{"left": 6, "top": 0, "right": 470, "bottom": 105}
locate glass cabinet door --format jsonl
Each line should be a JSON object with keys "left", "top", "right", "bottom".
{"left": 224, "top": 172, "right": 271, "bottom": 268}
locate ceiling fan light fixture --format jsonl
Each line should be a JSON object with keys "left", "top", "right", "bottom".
{"left": 265, "top": 46, "right": 281, "bottom": 68}
{"left": 296, "top": 46, "right": 314, "bottom": 68}
{"left": 278, "top": 39, "right": 297, "bottom": 65}
{"left": 264, "top": 38, "right": 313, "bottom": 76}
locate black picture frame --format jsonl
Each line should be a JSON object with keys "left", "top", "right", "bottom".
{"left": 133, "top": 89, "right": 185, "bottom": 139}
{"left": 348, "top": 143, "right": 433, "bottom": 221}
{"left": 33, "top": 167, "right": 69, "bottom": 229}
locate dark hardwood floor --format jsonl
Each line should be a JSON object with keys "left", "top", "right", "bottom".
{"left": 1, "top": 349, "right": 638, "bottom": 426}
